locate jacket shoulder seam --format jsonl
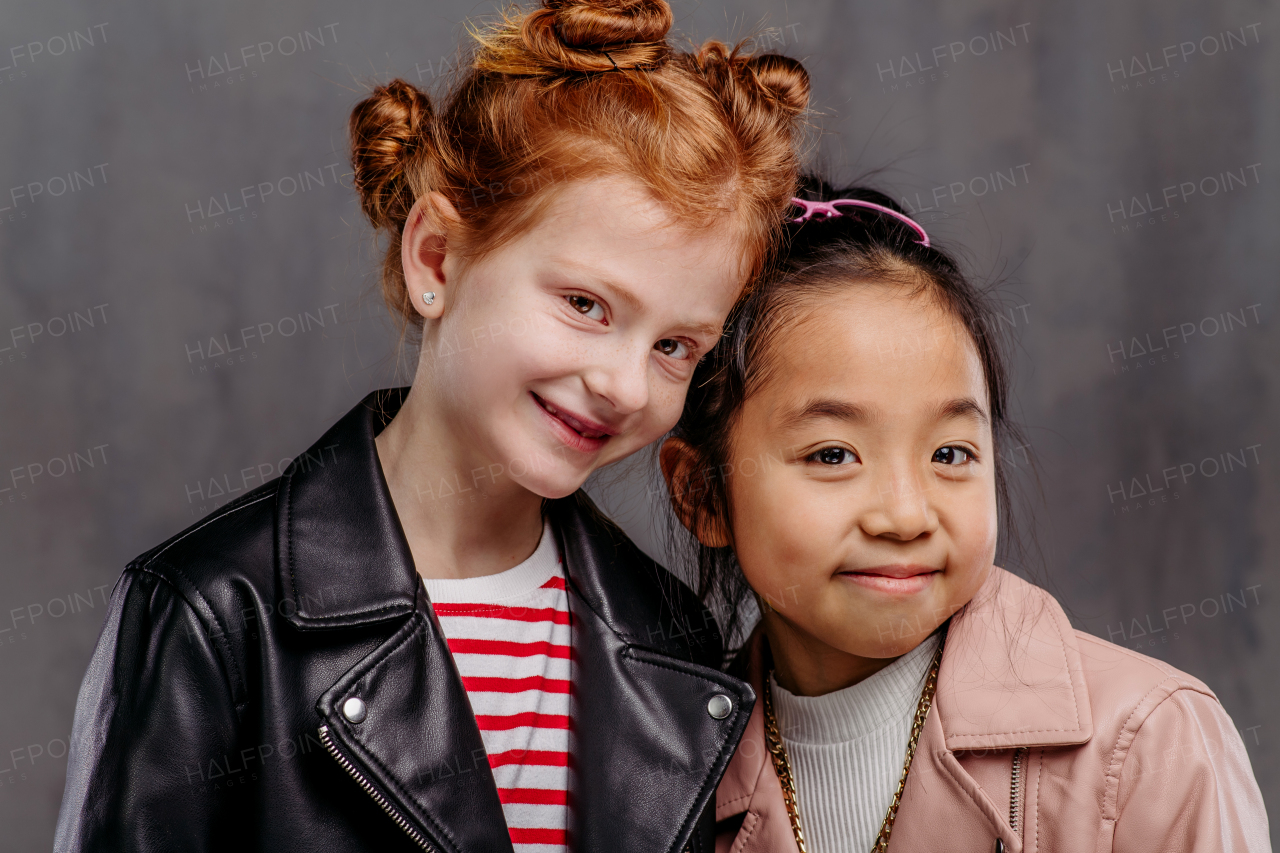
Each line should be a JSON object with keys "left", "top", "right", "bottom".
{"left": 130, "top": 563, "right": 249, "bottom": 712}
{"left": 138, "top": 491, "right": 275, "bottom": 569}
{"left": 1099, "top": 678, "right": 1217, "bottom": 822}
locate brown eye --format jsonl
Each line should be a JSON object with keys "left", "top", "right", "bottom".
{"left": 932, "top": 446, "right": 972, "bottom": 465}
{"left": 654, "top": 338, "right": 688, "bottom": 358}
{"left": 809, "top": 447, "right": 856, "bottom": 465}
{"left": 566, "top": 295, "right": 605, "bottom": 321}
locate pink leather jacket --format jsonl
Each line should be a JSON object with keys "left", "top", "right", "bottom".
{"left": 715, "top": 569, "right": 1270, "bottom": 852}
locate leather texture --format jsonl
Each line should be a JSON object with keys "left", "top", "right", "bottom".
{"left": 54, "top": 388, "right": 754, "bottom": 853}
{"left": 715, "top": 568, "right": 1271, "bottom": 853}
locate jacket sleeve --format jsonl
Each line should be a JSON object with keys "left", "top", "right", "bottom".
{"left": 1111, "top": 686, "right": 1270, "bottom": 852}
{"left": 54, "top": 566, "right": 246, "bottom": 852}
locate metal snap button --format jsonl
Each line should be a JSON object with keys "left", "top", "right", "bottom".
{"left": 707, "top": 694, "right": 733, "bottom": 719}
{"left": 342, "top": 697, "right": 367, "bottom": 724}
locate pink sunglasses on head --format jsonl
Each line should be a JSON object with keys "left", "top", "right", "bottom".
{"left": 788, "top": 197, "right": 930, "bottom": 247}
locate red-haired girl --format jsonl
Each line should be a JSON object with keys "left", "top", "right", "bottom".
{"left": 54, "top": 3, "right": 809, "bottom": 851}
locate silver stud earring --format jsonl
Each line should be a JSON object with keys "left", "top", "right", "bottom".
{"left": 422, "top": 291, "right": 435, "bottom": 306}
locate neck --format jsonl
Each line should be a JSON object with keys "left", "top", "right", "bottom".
{"left": 375, "top": 383, "right": 545, "bottom": 581}
{"left": 764, "top": 612, "right": 900, "bottom": 697}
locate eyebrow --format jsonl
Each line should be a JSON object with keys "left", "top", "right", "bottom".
{"left": 931, "top": 397, "right": 990, "bottom": 426}
{"left": 778, "top": 397, "right": 989, "bottom": 430}
{"left": 593, "top": 278, "right": 645, "bottom": 314}
{"left": 778, "top": 399, "right": 877, "bottom": 430}
{"left": 685, "top": 320, "right": 725, "bottom": 340}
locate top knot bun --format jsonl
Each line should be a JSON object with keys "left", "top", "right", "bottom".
{"left": 518, "top": 0, "right": 673, "bottom": 73}
{"left": 546, "top": 0, "right": 672, "bottom": 48}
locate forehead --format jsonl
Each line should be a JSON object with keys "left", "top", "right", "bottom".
{"left": 518, "top": 175, "right": 749, "bottom": 286}
{"left": 756, "top": 283, "right": 988, "bottom": 417}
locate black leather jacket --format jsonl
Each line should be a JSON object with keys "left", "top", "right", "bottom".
{"left": 54, "top": 390, "right": 754, "bottom": 853}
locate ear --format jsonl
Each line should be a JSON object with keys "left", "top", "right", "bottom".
{"left": 401, "top": 192, "right": 462, "bottom": 321}
{"left": 659, "top": 437, "right": 732, "bottom": 549}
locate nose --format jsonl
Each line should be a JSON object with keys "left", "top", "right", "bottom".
{"left": 582, "top": 341, "right": 650, "bottom": 417}
{"left": 860, "top": 464, "right": 938, "bottom": 541}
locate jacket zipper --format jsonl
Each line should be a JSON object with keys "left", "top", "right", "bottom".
{"left": 318, "top": 725, "right": 435, "bottom": 852}
{"left": 1009, "top": 747, "right": 1028, "bottom": 836}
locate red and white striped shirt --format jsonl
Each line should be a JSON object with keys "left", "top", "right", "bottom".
{"left": 425, "top": 522, "right": 571, "bottom": 853}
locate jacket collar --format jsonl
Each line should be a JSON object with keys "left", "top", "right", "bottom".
{"left": 276, "top": 388, "right": 418, "bottom": 630}
{"left": 935, "top": 567, "right": 1093, "bottom": 751}
{"left": 717, "top": 568, "right": 1093, "bottom": 831}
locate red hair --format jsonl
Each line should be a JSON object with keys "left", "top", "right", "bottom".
{"left": 350, "top": 0, "right": 810, "bottom": 330}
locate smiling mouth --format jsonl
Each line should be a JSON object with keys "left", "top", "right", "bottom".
{"left": 532, "top": 393, "right": 614, "bottom": 441}
{"left": 838, "top": 565, "right": 941, "bottom": 595}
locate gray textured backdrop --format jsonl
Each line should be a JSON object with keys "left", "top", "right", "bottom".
{"left": 1, "top": 0, "right": 1276, "bottom": 848}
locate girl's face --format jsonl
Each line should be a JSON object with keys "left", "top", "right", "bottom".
{"left": 723, "top": 284, "right": 997, "bottom": 671}
{"left": 418, "top": 175, "right": 745, "bottom": 499}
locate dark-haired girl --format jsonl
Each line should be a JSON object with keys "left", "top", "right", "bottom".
{"left": 53, "top": 3, "right": 810, "bottom": 851}
{"left": 661, "top": 179, "right": 1269, "bottom": 852}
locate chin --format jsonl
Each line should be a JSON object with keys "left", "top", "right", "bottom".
{"left": 872, "top": 631, "right": 936, "bottom": 659}
{"left": 515, "top": 469, "right": 591, "bottom": 501}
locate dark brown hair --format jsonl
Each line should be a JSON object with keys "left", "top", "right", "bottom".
{"left": 348, "top": 0, "right": 811, "bottom": 334}
{"left": 666, "top": 175, "right": 1033, "bottom": 648}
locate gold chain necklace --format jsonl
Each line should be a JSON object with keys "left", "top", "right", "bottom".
{"left": 762, "top": 634, "right": 945, "bottom": 853}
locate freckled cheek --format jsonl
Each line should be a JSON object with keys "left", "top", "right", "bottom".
{"left": 645, "top": 382, "right": 685, "bottom": 430}
{"left": 496, "top": 326, "right": 583, "bottom": 385}
{"left": 450, "top": 347, "right": 533, "bottom": 401}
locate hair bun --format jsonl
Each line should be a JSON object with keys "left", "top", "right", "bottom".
{"left": 548, "top": 0, "right": 672, "bottom": 49}
{"left": 696, "top": 44, "right": 810, "bottom": 122}
{"left": 521, "top": 0, "right": 672, "bottom": 72}
{"left": 349, "top": 79, "right": 434, "bottom": 230}
{"left": 742, "top": 53, "right": 809, "bottom": 117}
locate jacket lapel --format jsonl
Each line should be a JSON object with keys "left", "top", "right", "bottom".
{"left": 884, "top": 706, "right": 1023, "bottom": 852}
{"left": 316, "top": 592, "right": 515, "bottom": 853}
{"left": 552, "top": 495, "right": 756, "bottom": 853}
